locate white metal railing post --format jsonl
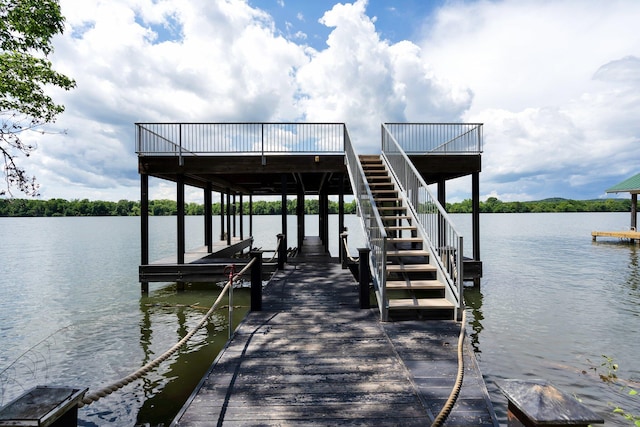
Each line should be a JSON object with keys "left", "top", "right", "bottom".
{"left": 261, "top": 123, "right": 265, "bottom": 165}
{"left": 178, "top": 123, "right": 183, "bottom": 166}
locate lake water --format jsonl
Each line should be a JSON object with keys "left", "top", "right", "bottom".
{"left": 0, "top": 213, "right": 638, "bottom": 426}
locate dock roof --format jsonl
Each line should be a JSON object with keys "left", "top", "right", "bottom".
{"left": 606, "top": 172, "right": 640, "bottom": 194}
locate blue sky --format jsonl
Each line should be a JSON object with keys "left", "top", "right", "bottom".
{"left": 8, "top": 0, "right": 640, "bottom": 203}
{"left": 248, "top": 0, "right": 445, "bottom": 51}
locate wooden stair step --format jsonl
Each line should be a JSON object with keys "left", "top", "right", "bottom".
{"left": 388, "top": 298, "right": 455, "bottom": 310}
{"left": 386, "top": 279, "right": 444, "bottom": 290}
{"left": 385, "top": 225, "right": 417, "bottom": 231}
{"left": 387, "top": 237, "right": 422, "bottom": 243}
{"left": 386, "top": 249, "right": 429, "bottom": 257}
{"left": 378, "top": 206, "right": 407, "bottom": 211}
{"left": 381, "top": 215, "right": 412, "bottom": 220}
{"left": 386, "top": 264, "right": 436, "bottom": 274}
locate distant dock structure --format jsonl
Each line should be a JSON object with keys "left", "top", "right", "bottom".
{"left": 592, "top": 172, "right": 640, "bottom": 243}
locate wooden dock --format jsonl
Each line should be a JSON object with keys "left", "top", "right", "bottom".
{"left": 591, "top": 230, "right": 640, "bottom": 242}
{"left": 172, "top": 238, "right": 498, "bottom": 426}
{"left": 139, "top": 238, "right": 259, "bottom": 284}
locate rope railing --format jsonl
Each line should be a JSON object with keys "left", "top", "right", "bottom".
{"left": 79, "top": 258, "right": 256, "bottom": 407}
{"left": 264, "top": 234, "right": 284, "bottom": 263}
{"left": 431, "top": 310, "right": 466, "bottom": 426}
{"left": 340, "top": 234, "right": 359, "bottom": 263}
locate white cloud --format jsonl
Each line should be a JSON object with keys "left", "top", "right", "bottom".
{"left": 420, "top": 0, "right": 640, "bottom": 200}
{"left": 14, "top": 0, "right": 638, "bottom": 203}
{"left": 297, "top": 0, "right": 470, "bottom": 150}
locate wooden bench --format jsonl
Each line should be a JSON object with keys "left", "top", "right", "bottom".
{"left": 0, "top": 386, "right": 87, "bottom": 427}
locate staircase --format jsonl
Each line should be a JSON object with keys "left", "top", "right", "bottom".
{"left": 360, "top": 155, "right": 455, "bottom": 319}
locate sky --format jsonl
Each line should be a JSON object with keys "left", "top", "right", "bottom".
{"left": 7, "top": 0, "right": 640, "bottom": 203}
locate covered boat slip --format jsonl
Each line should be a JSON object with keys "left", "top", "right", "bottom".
{"left": 136, "top": 122, "right": 483, "bottom": 289}
{"left": 592, "top": 172, "right": 640, "bottom": 243}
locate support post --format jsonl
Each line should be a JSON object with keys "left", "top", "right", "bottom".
{"left": 472, "top": 171, "right": 481, "bottom": 286}
{"left": 239, "top": 193, "right": 244, "bottom": 240}
{"left": 232, "top": 193, "right": 237, "bottom": 238}
{"left": 497, "top": 379, "right": 604, "bottom": 427}
{"left": 632, "top": 193, "right": 637, "bottom": 230}
{"left": 140, "top": 173, "right": 149, "bottom": 293}
{"left": 177, "top": 174, "right": 185, "bottom": 291}
{"left": 250, "top": 251, "right": 263, "bottom": 311}
{"left": 320, "top": 189, "right": 329, "bottom": 252}
{"left": 340, "top": 232, "right": 348, "bottom": 269}
{"left": 472, "top": 171, "right": 481, "bottom": 261}
{"left": 281, "top": 174, "right": 288, "bottom": 252}
{"left": 297, "top": 184, "right": 304, "bottom": 252}
{"left": 204, "top": 183, "right": 212, "bottom": 252}
{"left": 277, "top": 233, "right": 286, "bottom": 270}
{"left": 220, "top": 190, "right": 225, "bottom": 241}
{"left": 339, "top": 174, "right": 345, "bottom": 260}
{"left": 358, "top": 248, "right": 371, "bottom": 309}
{"left": 437, "top": 178, "right": 446, "bottom": 248}
{"left": 226, "top": 190, "right": 231, "bottom": 246}
{"left": 249, "top": 195, "right": 254, "bottom": 239}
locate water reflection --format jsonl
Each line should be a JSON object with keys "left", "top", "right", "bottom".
{"left": 463, "top": 284, "right": 484, "bottom": 353}
{"left": 626, "top": 245, "right": 639, "bottom": 293}
{"left": 133, "top": 282, "right": 251, "bottom": 425}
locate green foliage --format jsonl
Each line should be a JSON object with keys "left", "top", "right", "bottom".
{"left": 593, "top": 355, "right": 639, "bottom": 426}
{"left": 0, "top": 198, "right": 359, "bottom": 217}
{"left": 1, "top": 0, "right": 76, "bottom": 196}
{"left": 446, "top": 197, "right": 631, "bottom": 214}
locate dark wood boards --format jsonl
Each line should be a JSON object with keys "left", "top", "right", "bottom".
{"left": 174, "top": 257, "right": 497, "bottom": 426}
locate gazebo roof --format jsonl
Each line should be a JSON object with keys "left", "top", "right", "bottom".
{"left": 606, "top": 173, "right": 640, "bottom": 194}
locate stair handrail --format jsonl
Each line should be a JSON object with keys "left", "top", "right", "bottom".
{"left": 381, "top": 124, "right": 464, "bottom": 319}
{"left": 344, "top": 129, "right": 389, "bottom": 321}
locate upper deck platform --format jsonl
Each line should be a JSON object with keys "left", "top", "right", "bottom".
{"left": 136, "top": 122, "right": 483, "bottom": 195}
{"left": 137, "top": 122, "right": 350, "bottom": 196}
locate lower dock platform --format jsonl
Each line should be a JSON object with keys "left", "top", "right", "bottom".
{"left": 592, "top": 230, "right": 640, "bottom": 243}
{"left": 171, "top": 249, "right": 498, "bottom": 426}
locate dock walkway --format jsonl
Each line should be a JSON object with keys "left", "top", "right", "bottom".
{"left": 173, "top": 240, "right": 497, "bottom": 426}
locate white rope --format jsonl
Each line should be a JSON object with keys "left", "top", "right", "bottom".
{"left": 341, "top": 235, "right": 359, "bottom": 263}
{"left": 79, "top": 258, "right": 256, "bottom": 407}
{"left": 265, "top": 235, "right": 283, "bottom": 263}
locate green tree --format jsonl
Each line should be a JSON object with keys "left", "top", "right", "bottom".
{"left": 1, "top": 0, "right": 76, "bottom": 196}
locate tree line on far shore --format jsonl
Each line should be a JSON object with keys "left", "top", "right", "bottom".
{"left": 0, "top": 196, "right": 632, "bottom": 217}
{"left": 0, "top": 198, "right": 359, "bottom": 217}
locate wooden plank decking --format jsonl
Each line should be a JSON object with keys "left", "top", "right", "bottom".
{"left": 591, "top": 230, "right": 640, "bottom": 242}
{"left": 172, "top": 239, "right": 497, "bottom": 426}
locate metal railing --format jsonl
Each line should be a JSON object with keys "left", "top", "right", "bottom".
{"left": 384, "top": 123, "right": 483, "bottom": 154}
{"left": 344, "top": 129, "right": 389, "bottom": 321}
{"left": 382, "top": 124, "right": 464, "bottom": 319}
{"left": 136, "top": 123, "right": 346, "bottom": 159}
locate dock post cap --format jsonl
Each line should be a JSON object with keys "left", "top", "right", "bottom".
{"left": 496, "top": 379, "right": 604, "bottom": 426}
{"left": 0, "top": 385, "right": 88, "bottom": 427}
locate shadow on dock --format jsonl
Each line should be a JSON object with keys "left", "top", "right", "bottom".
{"left": 172, "top": 247, "right": 498, "bottom": 426}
